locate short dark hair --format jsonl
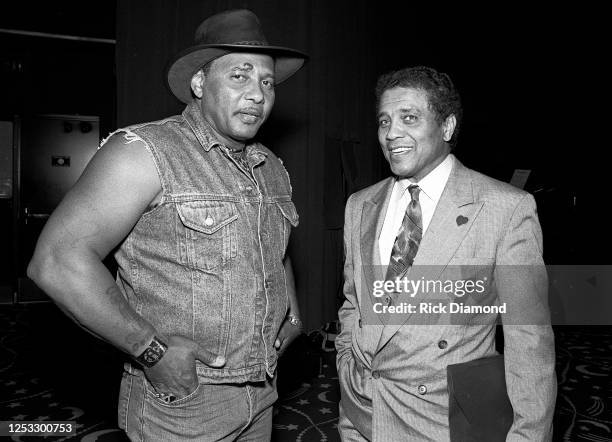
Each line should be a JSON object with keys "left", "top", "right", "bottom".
{"left": 375, "top": 66, "right": 462, "bottom": 147}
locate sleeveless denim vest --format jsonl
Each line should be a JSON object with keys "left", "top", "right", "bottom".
{"left": 109, "top": 101, "right": 298, "bottom": 383}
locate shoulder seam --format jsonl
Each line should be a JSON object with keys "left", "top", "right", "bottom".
{"left": 99, "top": 129, "right": 168, "bottom": 206}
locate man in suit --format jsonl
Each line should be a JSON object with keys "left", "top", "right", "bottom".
{"left": 336, "top": 66, "right": 556, "bottom": 441}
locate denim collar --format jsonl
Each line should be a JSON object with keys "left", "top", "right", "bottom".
{"left": 182, "top": 100, "right": 267, "bottom": 167}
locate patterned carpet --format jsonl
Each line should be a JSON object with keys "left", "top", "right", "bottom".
{"left": 1, "top": 304, "right": 611, "bottom": 441}
{"left": 553, "top": 327, "right": 612, "bottom": 442}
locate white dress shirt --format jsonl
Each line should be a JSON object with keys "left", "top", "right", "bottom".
{"left": 379, "top": 154, "right": 455, "bottom": 265}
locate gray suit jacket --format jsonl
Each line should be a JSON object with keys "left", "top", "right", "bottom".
{"left": 336, "top": 159, "right": 556, "bottom": 442}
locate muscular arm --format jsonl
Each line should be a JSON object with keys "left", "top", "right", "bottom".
{"left": 29, "top": 132, "right": 223, "bottom": 399}
{"left": 283, "top": 256, "right": 300, "bottom": 319}
{"left": 273, "top": 255, "right": 302, "bottom": 354}
{"left": 28, "top": 133, "right": 161, "bottom": 357}
{"left": 496, "top": 194, "right": 556, "bottom": 441}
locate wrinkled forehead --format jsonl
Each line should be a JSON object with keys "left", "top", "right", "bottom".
{"left": 378, "top": 87, "right": 431, "bottom": 112}
{"left": 213, "top": 52, "right": 275, "bottom": 73}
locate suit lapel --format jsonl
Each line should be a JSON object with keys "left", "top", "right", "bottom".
{"left": 415, "top": 162, "right": 483, "bottom": 271}
{"left": 360, "top": 177, "right": 395, "bottom": 326}
{"left": 376, "top": 159, "right": 484, "bottom": 352}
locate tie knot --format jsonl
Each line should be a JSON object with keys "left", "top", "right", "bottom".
{"left": 408, "top": 184, "right": 420, "bottom": 202}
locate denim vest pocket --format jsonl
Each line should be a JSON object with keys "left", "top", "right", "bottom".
{"left": 176, "top": 201, "right": 238, "bottom": 271}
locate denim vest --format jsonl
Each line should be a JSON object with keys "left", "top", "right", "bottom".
{"left": 110, "top": 101, "right": 298, "bottom": 383}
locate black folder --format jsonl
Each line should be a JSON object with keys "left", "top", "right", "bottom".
{"left": 447, "top": 355, "right": 514, "bottom": 441}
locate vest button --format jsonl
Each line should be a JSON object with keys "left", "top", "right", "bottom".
{"left": 372, "top": 370, "right": 380, "bottom": 379}
{"left": 384, "top": 296, "right": 392, "bottom": 305}
{"left": 438, "top": 340, "right": 448, "bottom": 349}
{"left": 417, "top": 384, "right": 427, "bottom": 395}
{"left": 204, "top": 217, "right": 214, "bottom": 226}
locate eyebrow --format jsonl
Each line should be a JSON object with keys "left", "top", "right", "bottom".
{"left": 230, "top": 63, "right": 275, "bottom": 78}
{"left": 403, "top": 107, "right": 421, "bottom": 112}
{"left": 231, "top": 63, "right": 254, "bottom": 71}
{"left": 377, "top": 107, "right": 421, "bottom": 118}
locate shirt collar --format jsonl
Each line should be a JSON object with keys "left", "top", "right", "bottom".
{"left": 397, "top": 153, "right": 454, "bottom": 204}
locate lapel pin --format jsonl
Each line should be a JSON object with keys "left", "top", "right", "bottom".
{"left": 456, "top": 215, "right": 468, "bottom": 226}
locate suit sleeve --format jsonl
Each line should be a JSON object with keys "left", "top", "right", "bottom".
{"left": 336, "top": 194, "right": 358, "bottom": 363}
{"left": 495, "top": 194, "right": 556, "bottom": 442}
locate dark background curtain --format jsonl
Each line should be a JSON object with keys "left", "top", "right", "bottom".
{"left": 115, "top": 1, "right": 607, "bottom": 330}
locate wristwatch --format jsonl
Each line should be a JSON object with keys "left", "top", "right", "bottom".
{"left": 287, "top": 314, "right": 302, "bottom": 328}
{"left": 135, "top": 336, "right": 168, "bottom": 368}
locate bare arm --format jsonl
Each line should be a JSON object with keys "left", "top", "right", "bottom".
{"left": 274, "top": 255, "right": 303, "bottom": 355}
{"left": 28, "top": 133, "right": 161, "bottom": 356}
{"left": 28, "top": 133, "right": 223, "bottom": 399}
{"left": 283, "top": 256, "right": 300, "bottom": 319}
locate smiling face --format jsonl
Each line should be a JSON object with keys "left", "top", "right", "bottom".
{"left": 191, "top": 52, "right": 275, "bottom": 149}
{"left": 377, "top": 87, "right": 456, "bottom": 181}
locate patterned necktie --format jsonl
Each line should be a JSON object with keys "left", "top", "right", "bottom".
{"left": 385, "top": 184, "right": 423, "bottom": 281}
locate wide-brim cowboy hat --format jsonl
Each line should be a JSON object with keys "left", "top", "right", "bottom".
{"left": 167, "top": 9, "right": 308, "bottom": 104}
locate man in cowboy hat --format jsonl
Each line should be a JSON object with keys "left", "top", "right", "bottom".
{"left": 28, "top": 9, "right": 307, "bottom": 440}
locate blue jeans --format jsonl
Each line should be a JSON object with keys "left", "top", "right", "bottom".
{"left": 118, "top": 369, "right": 277, "bottom": 441}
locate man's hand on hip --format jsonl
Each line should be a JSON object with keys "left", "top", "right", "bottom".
{"left": 144, "top": 335, "right": 225, "bottom": 400}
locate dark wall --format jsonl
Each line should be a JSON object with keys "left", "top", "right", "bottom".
{"left": 0, "top": 2, "right": 116, "bottom": 294}
{"left": 0, "top": 27, "right": 116, "bottom": 132}
{"left": 2, "top": 1, "right": 606, "bottom": 320}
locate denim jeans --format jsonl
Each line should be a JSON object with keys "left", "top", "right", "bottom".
{"left": 118, "top": 369, "right": 277, "bottom": 441}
